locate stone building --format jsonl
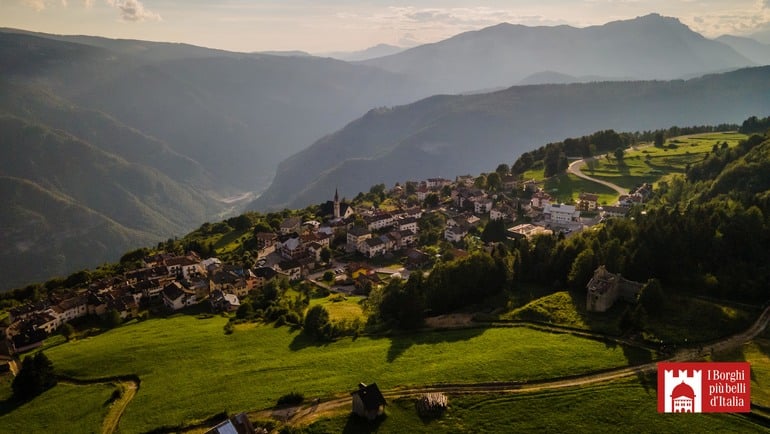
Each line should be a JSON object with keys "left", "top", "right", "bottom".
{"left": 586, "top": 266, "right": 643, "bottom": 312}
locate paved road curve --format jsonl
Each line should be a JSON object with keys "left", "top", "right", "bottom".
{"left": 568, "top": 158, "right": 629, "bottom": 197}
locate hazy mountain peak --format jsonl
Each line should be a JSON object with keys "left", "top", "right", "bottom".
{"left": 362, "top": 14, "right": 752, "bottom": 94}
{"left": 323, "top": 43, "right": 404, "bottom": 62}
{"left": 716, "top": 34, "right": 770, "bottom": 65}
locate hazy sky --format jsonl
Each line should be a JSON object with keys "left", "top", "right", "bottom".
{"left": 2, "top": 0, "right": 770, "bottom": 52}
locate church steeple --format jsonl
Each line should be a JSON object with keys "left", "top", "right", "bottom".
{"left": 333, "top": 188, "right": 341, "bottom": 219}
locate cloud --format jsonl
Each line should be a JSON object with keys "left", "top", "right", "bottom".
{"left": 398, "top": 32, "right": 421, "bottom": 47}
{"left": 22, "top": 0, "right": 47, "bottom": 11}
{"left": 106, "top": 0, "right": 161, "bottom": 22}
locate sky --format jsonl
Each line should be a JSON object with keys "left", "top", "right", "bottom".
{"left": 2, "top": 0, "right": 770, "bottom": 53}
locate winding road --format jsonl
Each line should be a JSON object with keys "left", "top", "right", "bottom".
{"left": 568, "top": 158, "right": 629, "bottom": 196}
{"left": 255, "top": 304, "right": 770, "bottom": 427}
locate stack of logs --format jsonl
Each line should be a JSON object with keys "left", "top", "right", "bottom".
{"left": 416, "top": 392, "right": 448, "bottom": 418}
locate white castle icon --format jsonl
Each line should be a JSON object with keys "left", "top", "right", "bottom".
{"left": 664, "top": 369, "right": 702, "bottom": 413}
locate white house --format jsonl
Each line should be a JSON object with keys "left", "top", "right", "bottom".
{"left": 162, "top": 282, "right": 197, "bottom": 311}
{"left": 347, "top": 227, "right": 372, "bottom": 250}
{"left": 361, "top": 238, "right": 387, "bottom": 257}
{"left": 444, "top": 226, "right": 468, "bottom": 242}
{"left": 279, "top": 216, "right": 302, "bottom": 234}
{"left": 166, "top": 255, "right": 204, "bottom": 280}
{"left": 601, "top": 205, "right": 630, "bottom": 218}
{"left": 474, "top": 198, "right": 493, "bottom": 215}
{"left": 275, "top": 261, "right": 302, "bottom": 281}
{"left": 530, "top": 190, "right": 552, "bottom": 209}
{"left": 416, "top": 186, "right": 430, "bottom": 202}
{"left": 544, "top": 203, "right": 580, "bottom": 224}
{"left": 578, "top": 193, "right": 599, "bottom": 211}
{"left": 365, "top": 213, "right": 396, "bottom": 231}
{"left": 55, "top": 296, "right": 88, "bottom": 324}
{"left": 397, "top": 217, "right": 418, "bottom": 233}
{"left": 490, "top": 207, "right": 509, "bottom": 221}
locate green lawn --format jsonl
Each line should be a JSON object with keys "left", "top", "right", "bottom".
{"left": 306, "top": 378, "right": 768, "bottom": 433}
{"left": 0, "top": 376, "right": 115, "bottom": 434}
{"left": 713, "top": 337, "right": 770, "bottom": 408}
{"left": 586, "top": 132, "right": 748, "bottom": 190}
{"left": 503, "top": 291, "right": 624, "bottom": 336}
{"left": 308, "top": 295, "right": 367, "bottom": 322}
{"left": 503, "top": 291, "right": 755, "bottom": 343}
{"left": 41, "top": 315, "right": 651, "bottom": 432}
{"left": 544, "top": 174, "right": 619, "bottom": 205}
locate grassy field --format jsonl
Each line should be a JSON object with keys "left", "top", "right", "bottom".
{"left": 502, "top": 291, "right": 755, "bottom": 343}
{"left": 544, "top": 173, "right": 619, "bottom": 205}
{"left": 40, "top": 315, "right": 651, "bottom": 432}
{"left": 583, "top": 132, "right": 747, "bottom": 190}
{"left": 306, "top": 378, "right": 767, "bottom": 433}
{"left": 308, "top": 295, "right": 367, "bottom": 322}
{"left": 713, "top": 336, "right": 770, "bottom": 408}
{"left": 0, "top": 375, "right": 115, "bottom": 434}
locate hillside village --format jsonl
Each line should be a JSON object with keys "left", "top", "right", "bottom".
{"left": 0, "top": 169, "right": 651, "bottom": 356}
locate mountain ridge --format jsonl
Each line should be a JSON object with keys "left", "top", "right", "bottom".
{"left": 361, "top": 14, "right": 753, "bottom": 94}
{"left": 251, "top": 66, "right": 770, "bottom": 211}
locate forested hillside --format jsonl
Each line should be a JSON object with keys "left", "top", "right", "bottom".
{"left": 253, "top": 66, "right": 770, "bottom": 210}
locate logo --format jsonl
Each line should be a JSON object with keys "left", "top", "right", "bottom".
{"left": 657, "top": 362, "right": 750, "bottom": 413}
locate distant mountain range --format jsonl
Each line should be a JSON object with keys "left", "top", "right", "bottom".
{"left": 321, "top": 44, "right": 405, "bottom": 62}
{"left": 362, "top": 14, "right": 754, "bottom": 94}
{"left": 716, "top": 35, "right": 770, "bottom": 65}
{"left": 0, "top": 30, "right": 421, "bottom": 290}
{"left": 251, "top": 66, "right": 770, "bottom": 211}
{"left": 1, "top": 13, "right": 768, "bottom": 289}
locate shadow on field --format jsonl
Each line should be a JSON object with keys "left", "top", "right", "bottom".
{"left": 340, "top": 412, "right": 387, "bottom": 433}
{"left": 0, "top": 396, "right": 22, "bottom": 417}
{"left": 288, "top": 332, "right": 331, "bottom": 351}
{"left": 564, "top": 290, "right": 624, "bottom": 337}
{"left": 379, "top": 327, "right": 486, "bottom": 363}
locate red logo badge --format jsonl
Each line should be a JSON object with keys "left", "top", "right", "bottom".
{"left": 657, "top": 362, "right": 750, "bottom": 413}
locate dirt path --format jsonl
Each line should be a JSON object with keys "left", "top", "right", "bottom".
{"left": 102, "top": 380, "right": 138, "bottom": 434}
{"left": 567, "top": 158, "right": 629, "bottom": 196}
{"left": 275, "top": 305, "right": 770, "bottom": 427}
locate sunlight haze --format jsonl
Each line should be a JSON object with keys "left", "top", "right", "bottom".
{"left": 2, "top": 0, "right": 770, "bottom": 52}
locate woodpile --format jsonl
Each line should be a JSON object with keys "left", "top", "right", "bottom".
{"left": 415, "top": 392, "right": 448, "bottom": 418}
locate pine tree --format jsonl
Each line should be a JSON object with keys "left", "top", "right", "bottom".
{"left": 12, "top": 352, "right": 57, "bottom": 401}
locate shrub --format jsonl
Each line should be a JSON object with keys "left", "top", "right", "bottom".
{"left": 223, "top": 321, "right": 234, "bottom": 335}
{"left": 277, "top": 392, "right": 304, "bottom": 406}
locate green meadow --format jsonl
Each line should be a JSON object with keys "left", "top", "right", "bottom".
{"left": 0, "top": 376, "right": 114, "bottom": 434}
{"left": 544, "top": 173, "right": 619, "bottom": 206}
{"left": 308, "top": 294, "right": 367, "bottom": 322}
{"left": 584, "top": 132, "right": 748, "bottom": 190}
{"left": 38, "top": 315, "right": 651, "bottom": 432}
{"left": 503, "top": 291, "right": 755, "bottom": 343}
{"left": 306, "top": 378, "right": 768, "bottom": 433}
{"left": 714, "top": 335, "right": 770, "bottom": 409}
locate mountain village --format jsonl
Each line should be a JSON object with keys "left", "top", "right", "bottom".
{"left": 0, "top": 170, "right": 652, "bottom": 358}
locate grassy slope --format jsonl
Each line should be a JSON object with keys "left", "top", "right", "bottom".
{"left": 0, "top": 376, "right": 114, "bottom": 434}
{"left": 522, "top": 132, "right": 747, "bottom": 205}
{"left": 42, "top": 315, "right": 650, "bottom": 432}
{"left": 586, "top": 132, "right": 748, "bottom": 189}
{"left": 504, "top": 291, "right": 754, "bottom": 343}
{"left": 307, "top": 378, "right": 767, "bottom": 433}
{"left": 308, "top": 295, "right": 367, "bottom": 322}
{"left": 545, "top": 173, "right": 619, "bottom": 206}
{"left": 714, "top": 335, "right": 770, "bottom": 408}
